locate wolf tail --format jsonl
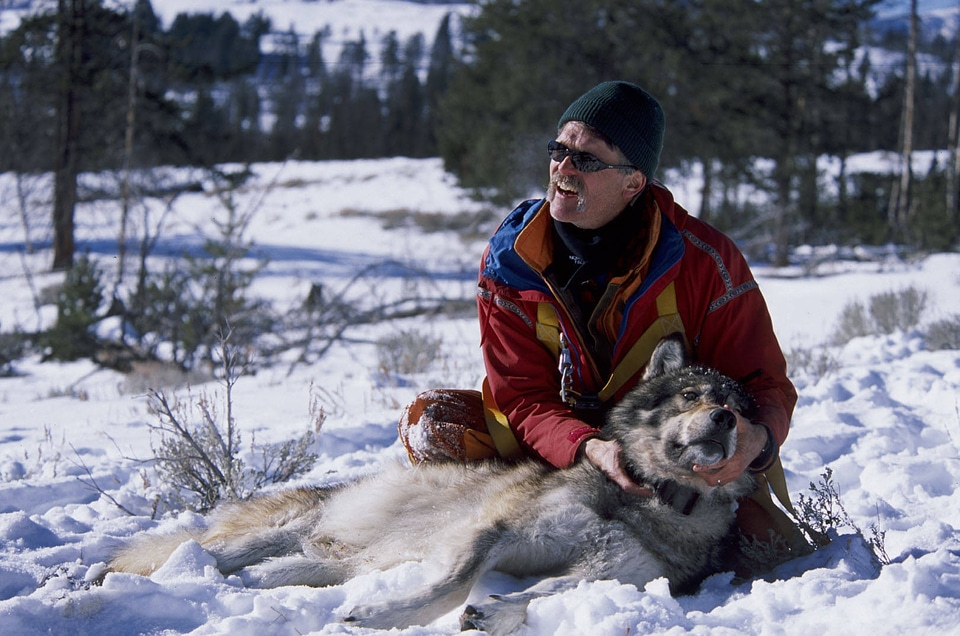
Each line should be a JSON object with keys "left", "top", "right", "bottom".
{"left": 108, "top": 529, "right": 200, "bottom": 576}
{"left": 108, "top": 487, "right": 331, "bottom": 579}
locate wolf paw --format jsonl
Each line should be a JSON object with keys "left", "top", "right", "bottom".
{"left": 342, "top": 604, "right": 387, "bottom": 628}
{"left": 459, "top": 603, "right": 485, "bottom": 630}
{"left": 459, "top": 596, "right": 527, "bottom": 635}
{"left": 343, "top": 608, "right": 389, "bottom": 629}
{"left": 343, "top": 602, "right": 431, "bottom": 631}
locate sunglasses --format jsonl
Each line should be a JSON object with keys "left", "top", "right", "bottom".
{"left": 547, "top": 140, "right": 636, "bottom": 173}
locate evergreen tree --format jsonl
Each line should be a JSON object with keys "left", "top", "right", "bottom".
{"left": 183, "top": 86, "right": 230, "bottom": 166}
{"left": 820, "top": 57, "right": 879, "bottom": 240}
{"left": 424, "top": 13, "right": 454, "bottom": 156}
{"left": 302, "top": 29, "right": 331, "bottom": 159}
{"left": 327, "top": 34, "right": 384, "bottom": 158}
{"left": 437, "top": 0, "right": 683, "bottom": 198}
{"left": 269, "top": 28, "right": 304, "bottom": 160}
{"left": 124, "top": 0, "right": 181, "bottom": 169}
{"left": 166, "top": 11, "right": 263, "bottom": 82}
{"left": 383, "top": 33, "right": 426, "bottom": 156}
{"left": 746, "top": 0, "right": 881, "bottom": 263}
{"left": 226, "top": 77, "right": 263, "bottom": 162}
{"left": 47, "top": 0, "right": 145, "bottom": 268}
{"left": 0, "top": 13, "right": 59, "bottom": 173}
{"left": 655, "top": 0, "right": 770, "bottom": 224}
{"left": 0, "top": 0, "right": 951, "bottom": 254}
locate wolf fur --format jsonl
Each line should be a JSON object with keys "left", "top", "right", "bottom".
{"left": 109, "top": 335, "right": 755, "bottom": 634}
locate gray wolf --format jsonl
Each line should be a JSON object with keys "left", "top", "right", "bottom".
{"left": 109, "top": 335, "right": 755, "bottom": 634}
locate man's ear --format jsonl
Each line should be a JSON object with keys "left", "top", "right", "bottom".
{"left": 622, "top": 171, "right": 647, "bottom": 200}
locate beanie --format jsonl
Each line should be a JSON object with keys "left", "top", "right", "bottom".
{"left": 557, "top": 81, "right": 665, "bottom": 178}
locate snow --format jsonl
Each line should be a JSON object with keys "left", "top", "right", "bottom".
{"left": 1, "top": 0, "right": 474, "bottom": 70}
{"left": 2, "top": 156, "right": 960, "bottom": 635}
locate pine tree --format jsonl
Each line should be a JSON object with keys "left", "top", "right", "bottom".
{"left": 424, "top": 13, "right": 454, "bottom": 155}
{"left": 383, "top": 33, "right": 426, "bottom": 156}
{"left": 269, "top": 28, "right": 303, "bottom": 160}
{"left": 327, "top": 35, "right": 384, "bottom": 158}
{"left": 302, "top": 29, "right": 331, "bottom": 159}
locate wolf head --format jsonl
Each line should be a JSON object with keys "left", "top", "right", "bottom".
{"left": 604, "top": 334, "right": 755, "bottom": 495}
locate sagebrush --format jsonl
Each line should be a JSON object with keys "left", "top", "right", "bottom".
{"left": 926, "top": 314, "right": 960, "bottom": 350}
{"left": 147, "top": 332, "right": 321, "bottom": 512}
{"left": 792, "top": 467, "right": 890, "bottom": 565}
{"left": 786, "top": 344, "right": 840, "bottom": 380}
{"left": 376, "top": 328, "right": 442, "bottom": 377}
{"left": 830, "top": 286, "right": 928, "bottom": 345}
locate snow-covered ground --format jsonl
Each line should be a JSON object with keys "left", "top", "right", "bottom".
{"left": 1, "top": 157, "right": 959, "bottom": 634}
{"left": 0, "top": 0, "right": 473, "bottom": 68}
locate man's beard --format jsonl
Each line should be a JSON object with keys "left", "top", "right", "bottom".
{"left": 547, "top": 174, "right": 586, "bottom": 213}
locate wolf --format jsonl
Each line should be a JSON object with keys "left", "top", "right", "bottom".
{"left": 109, "top": 335, "right": 756, "bottom": 634}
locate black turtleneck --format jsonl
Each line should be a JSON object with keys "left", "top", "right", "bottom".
{"left": 551, "top": 204, "right": 645, "bottom": 296}
{"left": 547, "top": 202, "right": 650, "bottom": 376}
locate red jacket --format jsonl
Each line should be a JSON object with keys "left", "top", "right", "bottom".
{"left": 477, "top": 183, "right": 797, "bottom": 469}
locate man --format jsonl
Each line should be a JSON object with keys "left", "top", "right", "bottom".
{"left": 399, "top": 81, "right": 805, "bottom": 565}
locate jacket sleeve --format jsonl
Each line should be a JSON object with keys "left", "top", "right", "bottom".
{"left": 678, "top": 226, "right": 797, "bottom": 451}
{"left": 477, "top": 280, "right": 600, "bottom": 468}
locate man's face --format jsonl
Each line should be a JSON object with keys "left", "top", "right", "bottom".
{"left": 546, "top": 122, "right": 646, "bottom": 230}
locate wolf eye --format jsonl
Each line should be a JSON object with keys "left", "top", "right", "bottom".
{"left": 681, "top": 390, "right": 699, "bottom": 402}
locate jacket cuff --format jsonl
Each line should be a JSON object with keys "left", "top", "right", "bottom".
{"left": 568, "top": 427, "right": 601, "bottom": 465}
{"left": 748, "top": 424, "right": 777, "bottom": 473}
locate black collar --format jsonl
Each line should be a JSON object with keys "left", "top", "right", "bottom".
{"left": 650, "top": 479, "right": 702, "bottom": 516}
{"left": 622, "top": 459, "right": 703, "bottom": 516}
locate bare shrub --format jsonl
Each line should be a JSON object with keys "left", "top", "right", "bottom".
{"left": 147, "top": 331, "right": 319, "bottom": 512}
{"left": 792, "top": 467, "right": 890, "bottom": 565}
{"left": 868, "top": 286, "right": 927, "bottom": 334}
{"left": 786, "top": 344, "right": 841, "bottom": 379}
{"left": 279, "top": 264, "right": 470, "bottom": 375}
{"left": 15, "top": 424, "right": 66, "bottom": 480}
{"left": 829, "top": 300, "right": 872, "bottom": 345}
{"left": 737, "top": 530, "right": 798, "bottom": 576}
{"left": 377, "top": 329, "right": 442, "bottom": 377}
{"left": 121, "top": 360, "right": 211, "bottom": 395}
{"left": 926, "top": 314, "right": 960, "bottom": 350}
{"left": 830, "top": 285, "right": 929, "bottom": 346}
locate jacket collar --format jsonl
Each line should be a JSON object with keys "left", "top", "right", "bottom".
{"left": 515, "top": 188, "right": 664, "bottom": 281}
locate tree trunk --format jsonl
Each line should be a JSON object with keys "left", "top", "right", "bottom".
{"left": 117, "top": 8, "right": 141, "bottom": 297}
{"left": 52, "top": 0, "right": 86, "bottom": 271}
{"left": 698, "top": 159, "right": 714, "bottom": 223}
{"left": 888, "top": 0, "right": 918, "bottom": 243}
{"left": 948, "top": 0, "right": 960, "bottom": 225}
{"left": 773, "top": 160, "right": 794, "bottom": 267}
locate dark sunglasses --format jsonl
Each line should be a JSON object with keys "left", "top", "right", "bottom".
{"left": 547, "top": 140, "right": 636, "bottom": 173}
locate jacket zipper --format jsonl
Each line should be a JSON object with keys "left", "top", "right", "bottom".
{"left": 541, "top": 277, "right": 603, "bottom": 400}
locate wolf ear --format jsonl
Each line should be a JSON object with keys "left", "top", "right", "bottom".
{"left": 642, "top": 333, "right": 688, "bottom": 380}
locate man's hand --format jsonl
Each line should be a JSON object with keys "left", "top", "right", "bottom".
{"left": 692, "top": 410, "right": 768, "bottom": 487}
{"left": 581, "top": 438, "right": 654, "bottom": 497}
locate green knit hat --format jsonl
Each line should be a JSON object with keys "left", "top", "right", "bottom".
{"left": 558, "top": 81, "right": 665, "bottom": 178}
